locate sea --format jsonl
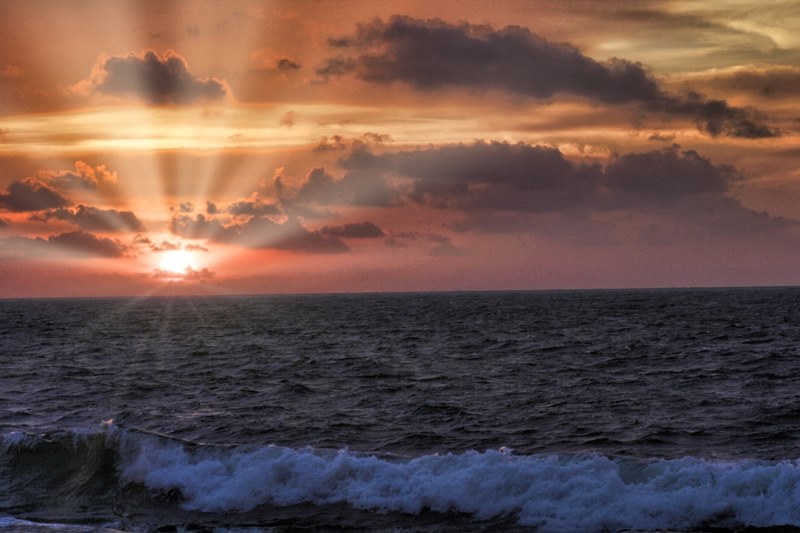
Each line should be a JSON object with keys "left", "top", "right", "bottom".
{"left": 2, "top": 287, "right": 800, "bottom": 532}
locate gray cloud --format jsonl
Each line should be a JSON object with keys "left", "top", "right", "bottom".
{"left": 340, "top": 141, "right": 601, "bottom": 212}
{"left": 2, "top": 231, "right": 128, "bottom": 258}
{"left": 332, "top": 141, "right": 793, "bottom": 240}
{"left": 604, "top": 145, "right": 737, "bottom": 206}
{"left": 320, "top": 16, "right": 777, "bottom": 138}
{"left": 89, "top": 50, "right": 228, "bottom": 105}
{"left": 319, "top": 222, "right": 385, "bottom": 239}
{"left": 0, "top": 178, "right": 70, "bottom": 212}
{"left": 48, "top": 230, "right": 127, "bottom": 257}
{"left": 227, "top": 198, "right": 281, "bottom": 217}
{"left": 170, "top": 213, "right": 349, "bottom": 254}
{"left": 34, "top": 204, "right": 145, "bottom": 232}
{"left": 277, "top": 58, "right": 301, "bottom": 70}
{"left": 294, "top": 166, "right": 396, "bottom": 207}
{"left": 41, "top": 161, "right": 117, "bottom": 191}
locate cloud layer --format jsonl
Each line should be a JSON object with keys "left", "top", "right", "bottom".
{"left": 320, "top": 17, "right": 777, "bottom": 138}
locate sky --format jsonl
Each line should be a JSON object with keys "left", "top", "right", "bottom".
{"left": 1, "top": 0, "right": 800, "bottom": 297}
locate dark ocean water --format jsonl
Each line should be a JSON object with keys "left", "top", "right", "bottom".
{"left": 2, "top": 288, "right": 800, "bottom": 532}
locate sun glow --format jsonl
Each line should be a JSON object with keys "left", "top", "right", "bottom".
{"left": 159, "top": 250, "right": 198, "bottom": 275}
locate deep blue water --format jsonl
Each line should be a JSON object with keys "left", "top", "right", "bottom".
{"left": 2, "top": 288, "right": 800, "bottom": 532}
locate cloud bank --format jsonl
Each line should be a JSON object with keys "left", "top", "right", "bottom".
{"left": 320, "top": 17, "right": 777, "bottom": 138}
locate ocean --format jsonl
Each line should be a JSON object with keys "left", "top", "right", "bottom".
{"left": 2, "top": 288, "right": 800, "bottom": 532}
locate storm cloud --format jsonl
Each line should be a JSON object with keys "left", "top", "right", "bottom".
{"left": 85, "top": 50, "right": 228, "bottom": 104}
{"left": 320, "top": 17, "right": 777, "bottom": 138}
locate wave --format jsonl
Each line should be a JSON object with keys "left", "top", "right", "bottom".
{"left": 3, "top": 425, "right": 800, "bottom": 532}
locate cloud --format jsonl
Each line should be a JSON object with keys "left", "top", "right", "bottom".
{"left": 150, "top": 240, "right": 180, "bottom": 252}
{"left": 48, "top": 230, "right": 127, "bottom": 257}
{"left": 313, "top": 132, "right": 392, "bottom": 152}
{"left": 604, "top": 145, "right": 737, "bottom": 206}
{"left": 170, "top": 213, "right": 349, "bottom": 254}
{"left": 279, "top": 110, "right": 297, "bottom": 127}
{"left": 319, "top": 222, "right": 385, "bottom": 238}
{"left": 334, "top": 141, "right": 794, "bottom": 240}
{"left": 277, "top": 58, "right": 301, "bottom": 70}
{"left": 227, "top": 196, "right": 281, "bottom": 217}
{"left": 2, "top": 231, "right": 127, "bottom": 258}
{"left": 0, "top": 217, "right": 10, "bottom": 227}
{"left": 0, "top": 178, "right": 70, "bottom": 212}
{"left": 153, "top": 266, "right": 214, "bottom": 281}
{"left": 206, "top": 201, "right": 219, "bottom": 214}
{"left": 178, "top": 202, "right": 194, "bottom": 213}
{"left": 320, "top": 16, "right": 777, "bottom": 138}
{"left": 77, "top": 50, "right": 228, "bottom": 105}
{"left": 293, "top": 165, "right": 397, "bottom": 206}
{"left": 340, "top": 141, "right": 601, "bottom": 212}
{"left": 40, "top": 161, "right": 117, "bottom": 191}
{"left": 34, "top": 204, "right": 145, "bottom": 232}
{"left": 686, "top": 65, "right": 800, "bottom": 100}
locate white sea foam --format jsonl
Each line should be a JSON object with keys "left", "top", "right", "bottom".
{"left": 119, "top": 437, "right": 800, "bottom": 533}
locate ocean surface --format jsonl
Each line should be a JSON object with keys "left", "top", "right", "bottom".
{"left": 2, "top": 288, "right": 800, "bottom": 532}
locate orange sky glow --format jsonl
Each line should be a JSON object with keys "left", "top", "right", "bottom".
{"left": 2, "top": 0, "right": 800, "bottom": 297}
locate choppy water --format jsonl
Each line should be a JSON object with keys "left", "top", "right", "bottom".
{"left": 2, "top": 288, "right": 800, "bottom": 532}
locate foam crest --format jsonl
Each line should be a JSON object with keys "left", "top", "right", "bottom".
{"left": 119, "top": 438, "right": 800, "bottom": 533}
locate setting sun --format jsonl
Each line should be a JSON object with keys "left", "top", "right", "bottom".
{"left": 159, "top": 250, "right": 198, "bottom": 275}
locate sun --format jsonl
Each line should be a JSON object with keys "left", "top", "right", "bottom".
{"left": 159, "top": 250, "right": 198, "bottom": 274}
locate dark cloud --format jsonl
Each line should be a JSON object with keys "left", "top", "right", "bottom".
{"left": 648, "top": 132, "right": 676, "bottom": 142}
{"left": 179, "top": 202, "right": 194, "bottom": 213}
{"left": 277, "top": 58, "right": 301, "bottom": 70}
{"left": 334, "top": 141, "right": 793, "bottom": 240}
{"left": 321, "top": 16, "right": 777, "bottom": 138}
{"left": 49, "top": 230, "right": 126, "bottom": 257}
{"left": 85, "top": 50, "right": 228, "bottom": 105}
{"left": 35, "top": 204, "right": 145, "bottom": 232}
{"left": 319, "top": 222, "right": 385, "bottom": 239}
{"left": 170, "top": 213, "right": 349, "bottom": 254}
{"left": 294, "top": 165, "right": 396, "bottom": 206}
{"left": 206, "top": 201, "right": 219, "bottom": 214}
{"left": 0, "top": 217, "right": 10, "bottom": 227}
{"left": 340, "top": 141, "right": 601, "bottom": 212}
{"left": 0, "top": 178, "right": 70, "bottom": 212}
{"left": 227, "top": 198, "right": 281, "bottom": 217}
{"left": 604, "top": 145, "right": 738, "bottom": 206}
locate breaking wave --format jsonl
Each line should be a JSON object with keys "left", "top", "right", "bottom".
{"left": 3, "top": 425, "right": 800, "bottom": 532}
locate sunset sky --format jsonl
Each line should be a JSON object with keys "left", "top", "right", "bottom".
{"left": 2, "top": 0, "right": 800, "bottom": 297}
